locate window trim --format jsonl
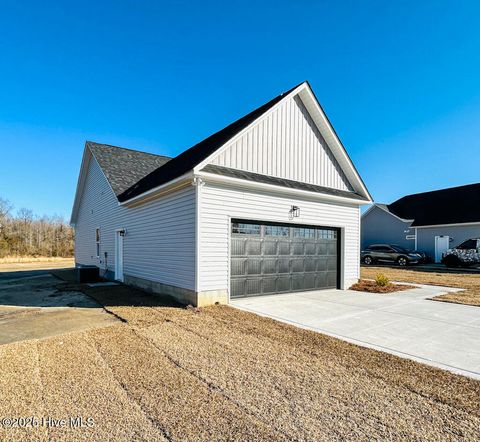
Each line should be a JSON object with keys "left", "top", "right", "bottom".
{"left": 95, "top": 227, "right": 101, "bottom": 258}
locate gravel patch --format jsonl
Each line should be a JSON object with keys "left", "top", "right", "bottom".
{"left": 0, "top": 279, "right": 478, "bottom": 440}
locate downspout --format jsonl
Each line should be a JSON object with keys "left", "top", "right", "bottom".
{"left": 193, "top": 176, "right": 204, "bottom": 304}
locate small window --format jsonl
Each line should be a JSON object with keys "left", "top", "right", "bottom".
{"left": 95, "top": 228, "right": 101, "bottom": 257}
{"left": 232, "top": 222, "right": 261, "bottom": 235}
{"left": 265, "top": 225, "right": 289, "bottom": 237}
{"left": 293, "top": 227, "right": 316, "bottom": 238}
{"left": 318, "top": 229, "right": 336, "bottom": 239}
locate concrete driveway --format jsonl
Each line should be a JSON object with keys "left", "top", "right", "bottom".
{"left": 0, "top": 269, "right": 118, "bottom": 345}
{"left": 232, "top": 284, "right": 480, "bottom": 379}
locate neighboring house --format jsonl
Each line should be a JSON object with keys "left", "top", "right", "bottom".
{"left": 71, "top": 81, "right": 372, "bottom": 306}
{"left": 362, "top": 183, "right": 480, "bottom": 262}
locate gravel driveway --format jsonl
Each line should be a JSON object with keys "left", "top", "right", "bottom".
{"left": 0, "top": 274, "right": 478, "bottom": 441}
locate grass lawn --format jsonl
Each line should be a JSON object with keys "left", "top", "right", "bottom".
{"left": 361, "top": 266, "right": 480, "bottom": 307}
{"left": 0, "top": 276, "right": 478, "bottom": 441}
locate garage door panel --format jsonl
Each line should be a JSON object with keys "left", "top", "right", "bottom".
{"left": 316, "top": 243, "right": 328, "bottom": 255}
{"left": 246, "top": 279, "right": 262, "bottom": 295}
{"left": 232, "top": 238, "right": 245, "bottom": 255}
{"left": 327, "top": 242, "right": 337, "bottom": 255}
{"left": 315, "top": 256, "right": 328, "bottom": 272}
{"left": 263, "top": 241, "right": 277, "bottom": 255}
{"left": 246, "top": 241, "right": 262, "bottom": 255}
{"left": 327, "top": 256, "right": 337, "bottom": 271}
{"left": 231, "top": 258, "right": 245, "bottom": 276}
{"left": 278, "top": 259, "right": 290, "bottom": 273}
{"left": 292, "top": 242, "right": 304, "bottom": 255}
{"left": 276, "top": 276, "right": 291, "bottom": 292}
{"left": 292, "top": 275, "right": 305, "bottom": 291}
{"left": 304, "top": 274, "right": 316, "bottom": 289}
{"left": 305, "top": 242, "right": 316, "bottom": 254}
{"left": 305, "top": 258, "right": 316, "bottom": 272}
{"left": 315, "top": 272, "right": 327, "bottom": 288}
{"left": 327, "top": 272, "right": 337, "bottom": 287}
{"left": 231, "top": 279, "right": 245, "bottom": 298}
{"left": 246, "top": 260, "right": 261, "bottom": 275}
{"left": 262, "top": 278, "right": 276, "bottom": 294}
{"left": 231, "top": 221, "right": 338, "bottom": 298}
{"left": 291, "top": 258, "right": 304, "bottom": 273}
{"left": 278, "top": 241, "right": 290, "bottom": 255}
{"left": 263, "top": 258, "right": 277, "bottom": 274}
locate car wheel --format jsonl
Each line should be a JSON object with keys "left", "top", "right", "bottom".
{"left": 397, "top": 256, "right": 408, "bottom": 266}
{"left": 363, "top": 256, "right": 373, "bottom": 265}
{"left": 442, "top": 254, "right": 461, "bottom": 268}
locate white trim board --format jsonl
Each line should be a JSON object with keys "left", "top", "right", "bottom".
{"left": 415, "top": 222, "right": 480, "bottom": 229}
{"left": 198, "top": 171, "right": 370, "bottom": 206}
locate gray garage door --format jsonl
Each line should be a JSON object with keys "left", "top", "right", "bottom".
{"left": 230, "top": 220, "right": 339, "bottom": 298}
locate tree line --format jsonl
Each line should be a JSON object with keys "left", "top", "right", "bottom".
{"left": 0, "top": 197, "right": 73, "bottom": 258}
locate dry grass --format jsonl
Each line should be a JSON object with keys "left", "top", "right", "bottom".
{"left": 361, "top": 266, "right": 480, "bottom": 306}
{"left": 350, "top": 279, "right": 414, "bottom": 293}
{"left": 0, "top": 256, "right": 73, "bottom": 264}
{"left": 0, "top": 276, "right": 478, "bottom": 441}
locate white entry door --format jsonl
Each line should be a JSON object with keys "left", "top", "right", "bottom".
{"left": 115, "top": 230, "right": 124, "bottom": 282}
{"left": 435, "top": 236, "right": 450, "bottom": 263}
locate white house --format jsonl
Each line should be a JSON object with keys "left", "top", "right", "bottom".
{"left": 70, "top": 82, "right": 372, "bottom": 306}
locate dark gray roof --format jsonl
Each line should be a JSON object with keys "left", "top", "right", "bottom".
{"left": 387, "top": 183, "right": 480, "bottom": 227}
{"left": 202, "top": 165, "right": 368, "bottom": 201}
{"left": 87, "top": 141, "right": 171, "bottom": 196}
{"left": 117, "top": 82, "right": 304, "bottom": 202}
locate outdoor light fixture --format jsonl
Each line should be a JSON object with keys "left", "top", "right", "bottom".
{"left": 289, "top": 205, "right": 300, "bottom": 219}
{"left": 119, "top": 229, "right": 126, "bottom": 237}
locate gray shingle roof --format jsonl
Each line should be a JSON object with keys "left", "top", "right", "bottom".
{"left": 202, "top": 165, "right": 368, "bottom": 201}
{"left": 87, "top": 141, "right": 171, "bottom": 196}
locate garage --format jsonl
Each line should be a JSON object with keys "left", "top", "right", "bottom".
{"left": 72, "top": 82, "right": 371, "bottom": 307}
{"left": 230, "top": 220, "right": 339, "bottom": 298}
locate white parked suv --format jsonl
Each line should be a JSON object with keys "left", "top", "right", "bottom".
{"left": 442, "top": 238, "right": 480, "bottom": 268}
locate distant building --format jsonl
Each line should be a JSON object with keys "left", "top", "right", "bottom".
{"left": 361, "top": 184, "right": 480, "bottom": 262}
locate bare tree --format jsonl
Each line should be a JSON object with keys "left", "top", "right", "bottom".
{"left": 0, "top": 197, "right": 73, "bottom": 258}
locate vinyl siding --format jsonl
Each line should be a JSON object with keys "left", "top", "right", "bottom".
{"left": 198, "top": 182, "right": 361, "bottom": 294}
{"left": 417, "top": 224, "right": 480, "bottom": 260}
{"left": 361, "top": 206, "right": 415, "bottom": 250}
{"left": 74, "top": 154, "right": 196, "bottom": 290}
{"left": 210, "top": 95, "right": 353, "bottom": 191}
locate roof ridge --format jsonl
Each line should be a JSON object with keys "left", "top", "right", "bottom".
{"left": 86, "top": 140, "right": 172, "bottom": 160}
{"left": 118, "top": 82, "right": 306, "bottom": 202}
{"left": 395, "top": 182, "right": 480, "bottom": 201}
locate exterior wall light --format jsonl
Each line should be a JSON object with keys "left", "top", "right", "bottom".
{"left": 289, "top": 205, "right": 300, "bottom": 219}
{"left": 119, "top": 229, "right": 126, "bottom": 237}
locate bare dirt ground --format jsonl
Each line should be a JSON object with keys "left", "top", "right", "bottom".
{"left": 350, "top": 279, "right": 414, "bottom": 293}
{"left": 0, "top": 266, "right": 478, "bottom": 441}
{"left": 361, "top": 266, "right": 480, "bottom": 306}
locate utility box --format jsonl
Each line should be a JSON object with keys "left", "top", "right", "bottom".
{"left": 76, "top": 266, "right": 100, "bottom": 283}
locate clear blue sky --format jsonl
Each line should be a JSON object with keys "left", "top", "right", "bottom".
{"left": 0, "top": 1, "right": 479, "bottom": 219}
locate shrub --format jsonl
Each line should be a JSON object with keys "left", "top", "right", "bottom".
{"left": 375, "top": 273, "right": 390, "bottom": 287}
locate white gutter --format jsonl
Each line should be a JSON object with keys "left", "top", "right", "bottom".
{"left": 414, "top": 221, "right": 480, "bottom": 229}
{"left": 119, "top": 172, "right": 194, "bottom": 207}
{"left": 198, "top": 171, "right": 371, "bottom": 206}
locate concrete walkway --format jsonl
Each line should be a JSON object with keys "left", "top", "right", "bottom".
{"left": 0, "top": 270, "right": 118, "bottom": 345}
{"left": 232, "top": 284, "right": 480, "bottom": 379}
